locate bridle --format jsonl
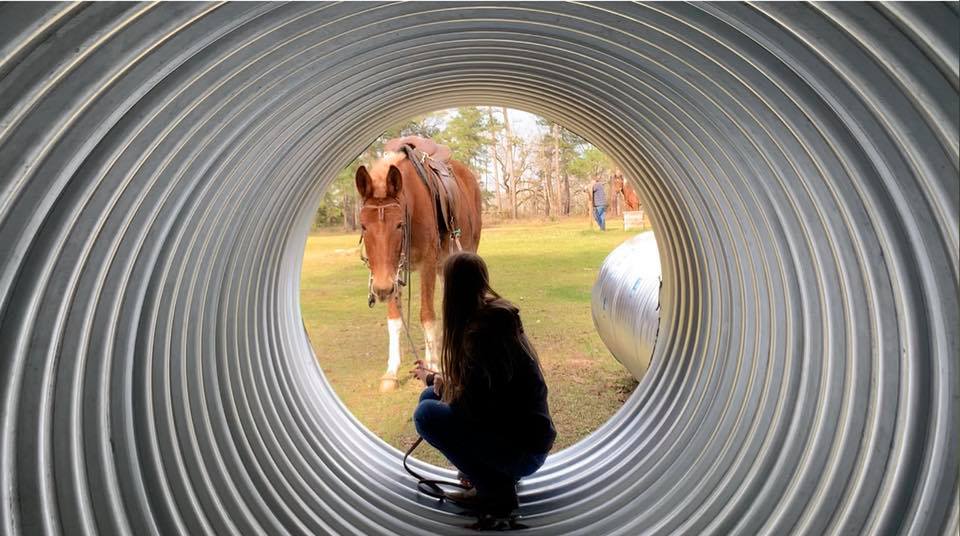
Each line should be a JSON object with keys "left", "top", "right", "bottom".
{"left": 358, "top": 198, "right": 410, "bottom": 308}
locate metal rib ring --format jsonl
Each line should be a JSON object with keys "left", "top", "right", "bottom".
{"left": 0, "top": 3, "right": 956, "bottom": 535}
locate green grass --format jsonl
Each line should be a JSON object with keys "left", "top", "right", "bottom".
{"left": 300, "top": 217, "right": 644, "bottom": 466}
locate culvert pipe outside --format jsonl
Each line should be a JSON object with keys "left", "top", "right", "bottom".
{"left": 592, "top": 231, "right": 662, "bottom": 381}
{"left": 0, "top": 3, "right": 957, "bottom": 535}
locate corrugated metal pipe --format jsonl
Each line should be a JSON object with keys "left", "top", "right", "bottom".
{"left": 0, "top": 3, "right": 956, "bottom": 535}
{"left": 592, "top": 231, "right": 661, "bottom": 380}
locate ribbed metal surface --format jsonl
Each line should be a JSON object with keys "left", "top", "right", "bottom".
{"left": 0, "top": 3, "right": 956, "bottom": 535}
{"left": 592, "top": 231, "right": 661, "bottom": 380}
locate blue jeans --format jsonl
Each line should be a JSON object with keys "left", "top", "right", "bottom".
{"left": 593, "top": 206, "right": 606, "bottom": 230}
{"left": 413, "top": 388, "right": 547, "bottom": 495}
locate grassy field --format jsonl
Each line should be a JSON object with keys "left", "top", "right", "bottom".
{"left": 300, "top": 217, "right": 644, "bottom": 466}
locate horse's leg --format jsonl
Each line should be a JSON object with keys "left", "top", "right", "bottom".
{"left": 420, "top": 263, "right": 441, "bottom": 372}
{"left": 380, "top": 297, "right": 402, "bottom": 392}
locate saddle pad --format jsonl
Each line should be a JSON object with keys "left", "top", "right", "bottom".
{"left": 384, "top": 135, "right": 452, "bottom": 162}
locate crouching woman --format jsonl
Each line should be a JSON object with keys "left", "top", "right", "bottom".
{"left": 411, "top": 251, "right": 556, "bottom": 516}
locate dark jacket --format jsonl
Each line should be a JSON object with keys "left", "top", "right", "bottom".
{"left": 450, "top": 299, "right": 557, "bottom": 455}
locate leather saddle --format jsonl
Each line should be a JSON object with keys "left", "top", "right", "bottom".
{"left": 384, "top": 136, "right": 460, "bottom": 236}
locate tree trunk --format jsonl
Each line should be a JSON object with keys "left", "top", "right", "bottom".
{"left": 487, "top": 107, "right": 502, "bottom": 214}
{"left": 541, "top": 145, "right": 551, "bottom": 218}
{"left": 551, "top": 124, "right": 561, "bottom": 217}
{"left": 502, "top": 107, "right": 517, "bottom": 219}
{"left": 342, "top": 194, "right": 351, "bottom": 231}
{"left": 562, "top": 172, "right": 571, "bottom": 215}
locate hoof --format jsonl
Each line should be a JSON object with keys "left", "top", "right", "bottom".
{"left": 379, "top": 374, "right": 399, "bottom": 392}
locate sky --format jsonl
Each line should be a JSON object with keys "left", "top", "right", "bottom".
{"left": 430, "top": 107, "right": 555, "bottom": 187}
{"left": 501, "top": 108, "right": 543, "bottom": 138}
{"left": 436, "top": 107, "right": 545, "bottom": 140}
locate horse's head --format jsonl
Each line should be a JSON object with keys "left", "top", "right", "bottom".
{"left": 356, "top": 161, "right": 405, "bottom": 304}
{"left": 612, "top": 173, "right": 624, "bottom": 194}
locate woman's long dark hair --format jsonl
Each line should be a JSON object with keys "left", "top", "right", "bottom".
{"left": 439, "top": 252, "right": 500, "bottom": 403}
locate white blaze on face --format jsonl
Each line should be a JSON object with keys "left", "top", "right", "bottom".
{"left": 422, "top": 320, "right": 439, "bottom": 371}
{"left": 386, "top": 318, "right": 402, "bottom": 377}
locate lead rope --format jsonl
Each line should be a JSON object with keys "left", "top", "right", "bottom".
{"left": 395, "top": 294, "right": 421, "bottom": 366}
{"left": 402, "top": 437, "right": 472, "bottom": 501}
{"left": 392, "top": 206, "right": 467, "bottom": 501}
{"left": 395, "top": 255, "right": 470, "bottom": 501}
{"left": 393, "top": 295, "right": 438, "bottom": 495}
{"left": 397, "top": 297, "right": 471, "bottom": 501}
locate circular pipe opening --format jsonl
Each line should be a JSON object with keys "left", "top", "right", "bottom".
{"left": 301, "top": 107, "right": 655, "bottom": 468}
{"left": 0, "top": 4, "right": 956, "bottom": 535}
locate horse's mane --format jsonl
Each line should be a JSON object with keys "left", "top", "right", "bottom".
{"left": 367, "top": 151, "right": 407, "bottom": 198}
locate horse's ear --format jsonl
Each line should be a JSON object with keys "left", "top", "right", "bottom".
{"left": 355, "top": 166, "right": 372, "bottom": 198}
{"left": 386, "top": 165, "right": 402, "bottom": 198}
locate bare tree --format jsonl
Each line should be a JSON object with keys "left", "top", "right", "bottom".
{"left": 487, "top": 107, "right": 503, "bottom": 214}
{"left": 541, "top": 139, "right": 551, "bottom": 217}
{"left": 507, "top": 142, "right": 541, "bottom": 216}
{"left": 341, "top": 193, "right": 356, "bottom": 231}
{"left": 502, "top": 107, "right": 517, "bottom": 218}
{"left": 547, "top": 124, "right": 572, "bottom": 215}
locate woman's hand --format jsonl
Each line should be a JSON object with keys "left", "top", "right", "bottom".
{"left": 410, "top": 360, "right": 439, "bottom": 385}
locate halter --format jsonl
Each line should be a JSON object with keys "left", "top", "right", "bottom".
{"left": 358, "top": 198, "right": 410, "bottom": 307}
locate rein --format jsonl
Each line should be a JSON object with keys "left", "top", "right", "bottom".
{"left": 402, "top": 436, "right": 471, "bottom": 502}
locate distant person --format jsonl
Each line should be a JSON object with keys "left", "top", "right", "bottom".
{"left": 589, "top": 175, "right": 607, "bottom": 230}
{"left": 410, "top": 252, "right": 556, "bottom": 518}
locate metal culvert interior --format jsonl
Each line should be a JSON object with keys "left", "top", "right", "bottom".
{"left": 1, "top": 3, "right": 957, "bottom": 535}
